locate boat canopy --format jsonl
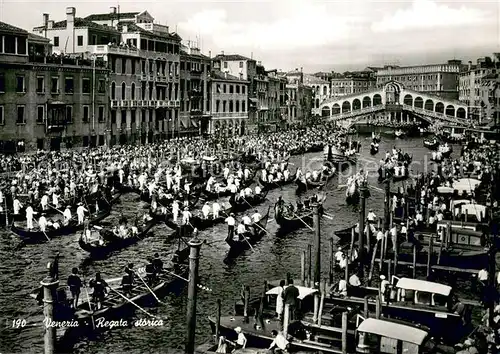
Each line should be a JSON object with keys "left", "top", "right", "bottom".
{"left": 202, "top": 156, "right": 217, "bottom": 162}
{"left": 266, "top": 285, "right": 318, "bottom": 300}
{"left": 357, "top": 318, "right": 428, "bottom": 345}
{"left": 460, "top": 203, "right": 487, "bottom": 221}
{"left": 437, "top": 186, "right": 454, "bottom": 194}
{"left": 450, "top": 199, "right": 474, "bottom": 209}
{"left": 396, "top": 278, "right": 451, "bottom": 297}
{"left": 453, "top": 178, "right": 481, "bottom": 193}
{"left": 181, "top": 158, "right": 198, "bottom": 164}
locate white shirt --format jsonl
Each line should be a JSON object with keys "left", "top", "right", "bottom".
{"left": 255, "top": 186, "right": 262, "bottom": 195}
{"left": 237, "top": 223, "right": 247, "bottom": 234}
{"left": 229, "top": 184, "right": 238, "bottom": 193}
{"left": 236, "top": 333, "right": 247, "bottom": 346}
{"left": 367, "top": 212, "right": 377, "bottom": 221}
{"left": 251, "top": 213, "right": 262, "bottom": 222}
{"left": 76, "top": 205, "right": 87, "bottom": 216}
{"left": 63, "top": 208, "right": 71, "bottom": 220}
{"left": 202, "top": 204, "right": 211, "bottom": 216}
{"left": 269, "top": 333, "right": 289, "bottom": 350}
{"left": 26, "top": 206, "right": 34, "bottom": 219}
{"left": 39, "top": 216, "right": 47, "bottom": 228}
{"left": 182, "top": 210, "right": 191, "bottom": 223}
{"left": 478, "top": 269, "right": 489, "bottom": 281}
{"left": 376, "top": 230, "right": 384, "bottom": 241}
{"left": 212, "top": 203, "right": 221, "bottom": 213}
{"left": 242, "top": 215, "right": 252, "bottom": 225}
{"left": 225, "top": 216, "right": 235, "bottom": 226}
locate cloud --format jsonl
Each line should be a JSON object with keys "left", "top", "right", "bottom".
{"left": 372, "top": 0, "right": 488, "bottom": 32}
{"left": 178, "top": 0, "right": 363, "bottom": 51}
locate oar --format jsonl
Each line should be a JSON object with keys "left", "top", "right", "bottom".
{"left": 241, "top": 196, "right": 254, "bottom": 210}
{"left": 162, "top": 268, "right": 213, "bottom": 292}
{"left": 291, "top": 211, "right": 314, "bottom": 231}
{"left": 48, "top": 204, "right": 64, "bottom": 215}
{"left": 33, "top": 218, "right": 50, "bottom": 242}
{"left": 108, "top": 286, "right": 162, "bottom": 319}
{"left": 134, "top": 270, "right": 166, "bottom": 305}
{"left": 252, "top": 221, "right": 271, "bottom": 236}
{"left": 82, "top": 277, "right": 96, "bottom": 329}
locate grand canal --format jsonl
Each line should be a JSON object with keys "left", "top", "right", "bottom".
{"left": 0, "top": 136, "right": 449, "bottom": 353}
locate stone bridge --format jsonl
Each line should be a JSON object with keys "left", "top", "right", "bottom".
{"left": 319, "top": 81, "right": 470, "bottom": 128}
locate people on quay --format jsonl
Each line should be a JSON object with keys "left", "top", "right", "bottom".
{"left": 67, "top": 267, "right": 82, "bottom": 309}
{"left": 89, "top": 272, "right": 109, "bottom": 310}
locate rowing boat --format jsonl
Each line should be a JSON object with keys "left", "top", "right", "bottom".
{"left": 226, "top": 206, "right": 271, "bottom": 258}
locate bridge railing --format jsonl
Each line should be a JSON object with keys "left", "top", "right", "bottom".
{"left": 402, "top": 105, "right": 469, "bottom": 125}
{"left": 329, "top": 105, "right": 385, "bottom": 121}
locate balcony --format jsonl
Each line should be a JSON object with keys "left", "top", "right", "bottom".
{"left": 111, "top": 100, "right": 119, "bottom": 108}
{"left": 174, "top": 101, "right": 180, "bottom": 107}
{"left": 149, "top": 100, "right": 156, "bottom": 107}
{"left": 88, "top": 44, "right": 140, "bottom": 57}
{"left": 130, "top": 100, "right": 138, "bottom": 108}
{"left": 140, "top": 74, "right": 148, "bottom": 81}
{"left": 120, "top": 100, "right": 129, "bottom": 108}
{"left": 157, "top": 101, "right": 167, "bottom": 108}
{"left": 212, "top": 112, "right": 248, "bottom": 119}
{"left": 190, "top": 89, "right": 203, "bottom": 98}
{"left": 190, "top": 109, "right": 202, "bottom": 116}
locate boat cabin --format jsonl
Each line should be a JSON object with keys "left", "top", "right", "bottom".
{"left": 356, "top": 318, "right": 433, "bottom": 354}
{"left": 391, "top": 278, "right": 452, "bottom": 310}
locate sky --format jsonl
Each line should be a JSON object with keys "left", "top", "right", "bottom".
{"left": 1, "top": 0, "right": 499, "bottom": 72}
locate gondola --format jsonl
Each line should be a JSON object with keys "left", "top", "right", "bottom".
{"left": 394, "top": 129, "right": 405, "bottom": 138}
{"left": 30, "top": 250, "right": 189, "bottom": 328}
{"left": 369, "top": 143, "right": 379, "bottom": 155}
{"left": 274, "top": 194, "right": 326, "bottom": 231}
{"left": 423, "top": 138, "right": 439, "bottom": 150}
{"left": 371, "top": 132, "right": 381, "bottom": 143}
{"left": 225, "top": 206, "right": 271, "bottom": 258}
{"left": 189, "top": 204, "right": 233, "bottom": 231}
{"left": 11, "top": 195, "right": 120, "bottom": 243}
{"left": 77, "top": 216, "right": 159, "bottom": 257}
{"left": 259, "top": 173, "right": 296, "bottom": 190}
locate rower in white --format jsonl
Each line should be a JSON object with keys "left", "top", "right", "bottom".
{"left": 202, "top": 202, "right": 211, "bottom": 219}
{"left": 251, "top": 210, "right": 262, "bottom": 222}
{"left": 63, "top": 205, "right": 72, "bottom": 226}
{"left": 13, "top": 197, "right": 22, "bottom": 216}
{"left": 25, "top": 204, "right": 34, "bottom": 230}
{"left": 181, "top": 207, "right": 192, "bottom": 226}
{"left": 39, "top": 214, "right": 48, "bottom": 232}
{"left": 41, "top": 193, "right": 49, "bottom": 211}
{"left": 76, "top": 203, "right": 88, "bottom": 225}
{"left": 172, "top": 200, "right": 180, "bottom": 223}
{"left": 212, "top": 202, "right": 221, "bottom": 219}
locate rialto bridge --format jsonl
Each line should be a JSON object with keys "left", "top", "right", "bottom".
{"left": 319, "top": 81, "right": 470, "bottom": 128}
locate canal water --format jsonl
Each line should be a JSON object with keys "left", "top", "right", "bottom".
{"left": 0, "top": 136, "right": 453, "bottom": 353}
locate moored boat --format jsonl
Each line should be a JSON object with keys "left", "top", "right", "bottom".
{"left": 423, "top": 137, "right": 439, "bottom": 150}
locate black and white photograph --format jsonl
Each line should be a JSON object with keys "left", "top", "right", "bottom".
{"left": 0, "top": 0, "right": 499, "bottom": 353}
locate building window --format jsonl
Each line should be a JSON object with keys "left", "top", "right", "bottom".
{"left": 131, "top": 83, "right": 136, "bottom": 100}
{"left": 111, "top": 110, "right": 116, "bottom": 124}
{"left": 51, "top": 77, "right": 59, "bottom": 93}
{"left": 36, "top": 76, "right": 44, "bottom": 93}
{"left": 98, "top": 106, "right": 105, "bottom": 123}
{"left": 16, "top": 76, "right": 25, "bottom": 93}
{"left": 216, "top": 100, "right": 220, "bottom": 112}
{"left": 16, "top": 105, "right": 25, "bottom": 124}
{"left": 0, "top": 106, "right": 4, "bottom": 125}
{"left": 242, "top": 86, "right": 246, "bottom": 94}
{"left": 131, "top": 60, "right": 136, "bottom": 75}
{"left": 236, "top": 85, "right": 240, "bottom": 94}
{"left": 239, "top": 61, "right": 243, "bottom": 68}
{"left": 83, "top": 105, "right": 89, "bottom": 123}
{"left": 64, "top": 77, "right": 74, "bottom": 93}
{"left": 82, "top": 78, "right": 91, "bottom": 94}
{"left": 66, "top": 106, "right": 73, "bottom": 123}
{"left": 37, "top": 105, "right": 44, "bottom": 124}
{"left": 224, "top": 62, "right": 228, "bottom": 69}
{"left": 91, "top": 35, "right": 97, "bottom": 45}
{"left": 131, "top": 110, "right": 136, "bottom": 123}
{"left": 121, "top": 110, "right": 126, "bottom": 124}
{"left": 242, "top": 100, "right": 246, "bottom": 112}
{"left": 223, "top": 84, "right": 226, "bottom": 93}
{"left": 222, "top": 101, "right": 227, "bottom": 112}
{"left": 0, "top": 75, "right": 4, "bottom": 92}
{"left": 229, "top": 101, "right": 233, "bottom": 112}
{"left": 229, "top": 85, "right": 234, "bottom": 94}
{"left": 121, "top": 82, "right": 126, "bottom": 100}
{"left": 236, "top": 100, "right": 240, "bottom": 112}
{"left": 98, "top": 79, "right": 105, "bottom": 93}
{"left": 77, "top": 35, "right": 83, "bottom": 46}
{"left": 111, "top": 82, "right": 116, "bottom": 100}
{"left": 216, "top": 84, "right": 221, "bottom": 93}
{"left": 122, "top": 58, "right": 127, "bottom": 74}
{"left": 53, "top": 36, "right": 59, "bottom": 46}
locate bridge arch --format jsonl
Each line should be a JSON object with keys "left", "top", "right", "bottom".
{"left": 424, "top": 99, "right": 434, "bottom": 111}
{"left": 322, "top": 107, "right": 331, "bottom": 117}
{"left": 457, "top": 107, "right": 466, "bottom": 119}
{"left": 445, "top": 105, "right": 455, "bottom": 117}
{"left": 332, "top": 103, "right": 340, "bottom": 115}
{"left": 342, "top": 101, "right": 351, "bottom": 113}
{"left": 362, "top": 96, "right": 371, "bottom": 108}
{"left": 414, "top": 97, "right": 423, "bottom": 108}
{"left": 435, "top": 102, "right": 444, "bottom": 114}
{"left": 353, "top": 99, "right": 361, "bottom": 110}
{"left": 373, "top": 94, "right": 382, "bottom": 106}
{"left": 403, "top": 94, "right": 413, "bottom": 106}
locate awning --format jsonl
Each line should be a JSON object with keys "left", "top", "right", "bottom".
{"left": 180, "top": 120, "right": 188, "bottom": 129}
{"left": 191, "top": 120, "right": 199, "bottom": 128}
{"left": 266, "top": 285, "right": 317, "bottom": 300}
{"left": 249, "top": 98, "right": 258, "bottom": 103}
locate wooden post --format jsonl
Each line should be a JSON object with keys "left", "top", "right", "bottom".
{"left": 313, "top": 203, "right": 321, "bottom": 287}
{"left": 437, "top": 229, "right": 444, "bottom": 265}
{"left": 313, "top": 293, "right": 320, "bottom": 323}
{"left": 345, "top": 249, "right": 350, "bottom": 283}
{"left": 283, "top": 304, "right": 290, "bottom": 337}
{"left": 257, "top": 281, "right": 267, "bottom": 328}
{"left": 446, "top": 222, "right": 452, "bottom": 248}
{"left": 379, "top": 232, "right": 385, "bottom": 271}
{"left": 426, "top": 237, "right": 433, "bottom": 278}
{"left": 368, "top": 240, "right": 380, "bottom": 285}
{"left": 318, "top": 280, "right": 326, "bottom": 325}
{"left": 307, "top": 244, "right": 312, "bottom": 287}
{"left": 41, "top": 266, "right": 59, "bottom": 354}
{"left": 393, "top": 241, "right": 398, "bottom": 276}
{"left": 363, "top": 296, "right": 369, "bottom": 318}
{"left": 375, "top": 295, "right": 381, "bottom": 319}
{"left": 390, "top": 209, "right": 394, "bottom": 229}
{"left": 359, "top": 182, "right": 367, "bottom": 255}
{"left": 412, "top": 245, "right": 417, "bottom": 279}
{"left": 301, "top": 251, "right": 306, "bottom": 286}
{"left": 406, "top": 219, "right": 410, "bottom": 242}
{"left": 384, "top": 179, "right": 391, "bottom": 231}
{"left": 377, "top": 217, "right": 381, "bottom": 230}
{"left": 243, "top": 286, "right": 250, "bottom": 323}
{"left": 341, "top": 312, "right": 348, "bottom": 354}
{"left": 186, "top": 236, "right": 203, "bottom": 354}
{"left": 214, "top": 299, "right": 221, "bottom": 343}
{"left": 387, "top": 259, "right": 392, "bottom": 280}
{"left": 465, "top": 209, "right": 468, "bottom": 223}
{"left": 350, "top": 227, "right": 356, "bottom": 254}
{"left": 329, "top": 238, "right": 334, "bottom": 286}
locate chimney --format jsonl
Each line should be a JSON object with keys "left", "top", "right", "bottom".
{"left": 209, "top": 50, "right": 211, "bottom": 58}
{"left": 47, "top": 20, "right": 54, "bottom": 29}
{"left": 122, "top": 25, "right": 128, "bottom": 33}
{"left": 66, "top": 7, "right": 76, "bottom": 24}
{"left": 110, "top": 6, "right": 117, "bottom": 14}
{"left": 224, "top": 72, "right": 227, "bottom": 79}
{"left": 221, "top": 50, "right": 224, "bottom": 55}
{"left": 300, "top": 67, "right": 303, "bottom": 72}
{"left": 468, "top": 61, "right": 472, "bottom": 70}
{"left": 43, "top": 13, "right": 49, "bottom": 27}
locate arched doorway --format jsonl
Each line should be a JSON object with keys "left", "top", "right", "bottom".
{"left": 414, "top": 97, "right": 423, "bottom": 108}
{"left": 362, "top": 96, "right": 371, "bottom": 108}
{"left": 403, "top": 94, "right": 413, "bottom": 106}
{"left": 342, "top": 101, "right": 351, "bottom": 113}
{"left": 332, "top": 104, "right": 340, "bottom": 115}
{"left": 352, "top": 99, "right": 361, "bottom": 110}
{"left": 457, "top": 108, "right": 466, "bottom": 119}
{"left": 322, "top": 107, "right": 331, "bottom": 117}
{"left": 435, "top": 102, "right": 444, "bottom": 114}
{"left": 445, "top": 105, "right": 455, "bottom": 117}
{"left": 424, "top": 99, "right": 433, "bottom": 111}
{"left": 373, "top": 94, "right": 382, "bottom": 106}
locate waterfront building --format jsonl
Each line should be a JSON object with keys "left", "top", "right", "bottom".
{"left": 459, "top": 55, "right": 499, "bottom": 121}
{"left": 375, "top": 60, "right": 464, "bottom": 100}
{"left": 330, "top": 70, "right": 377, "bottom": 99}
{"left": 180, "top": 43, "right": 211, "bottom": 136}
{"left": 0, "top": 21, "right": 109, "bottom": 152}
{"left": 303, "top": 74, "right": 330, "bottom": 115}
{"left": 208, "top": 70, "right": 249, "bottom": 136}
{"left": 33, "top": 7, "right": 182, "bottom": 145}
{"left": 266, "top": 70, "right": 287, "bottom": 131}
{"left": 284, "top": 69, "right": 313, "bottom": 126}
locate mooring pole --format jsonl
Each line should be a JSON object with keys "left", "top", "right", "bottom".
{"left": 359, "top": 182, "right": 368, "bottom": 280}
{"left": 384, "top": 179, "right": 391, "bottom": 231}
{"left": 41, "top": 262, "right": 59, "bottom": 354}
{"left": 185, "top": 235, "right": 203, "bottom": 354}
{"left": 313, "top": 203, "right": 321, "bottom": 287}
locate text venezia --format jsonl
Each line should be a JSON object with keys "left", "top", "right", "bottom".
{"left": 43, "top": 317, "right": 164, "bottom": 329}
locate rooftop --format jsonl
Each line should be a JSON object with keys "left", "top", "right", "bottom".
{"left": 303, "top": 74, "right": 329, "bottom": 85}
{"left": 213, "top": 54, "right": 254, "bottom": 62}
{"left": 84, "top": 12, "right": 139, "bottom": 22}
{"left": 34, "top": 18, "right": 121, "bottom": 33}
{"left": 28, "top": 32, "right": 51, "bottom": 43}
{"left": 116, "top": 21, "right": 181, "bottom": 41}
{"left": 0, "top": 21, "right": 28, "bottom": 35}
